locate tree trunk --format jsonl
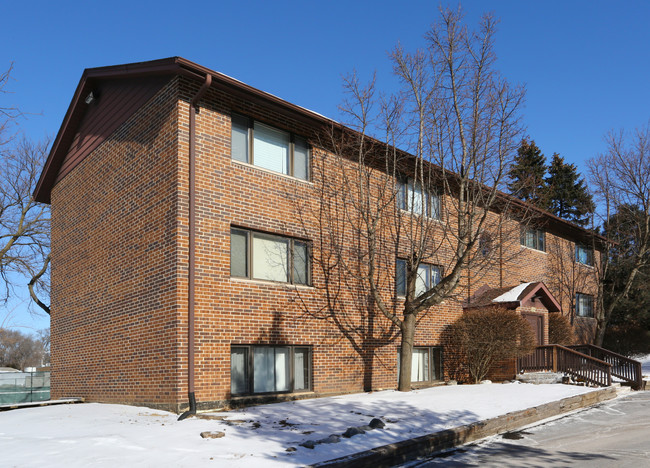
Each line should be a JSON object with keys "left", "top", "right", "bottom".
{"left": 397, "top": 313, "right": 416, "bottom": 391}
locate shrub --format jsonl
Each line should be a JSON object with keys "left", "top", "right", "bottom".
{"left": 447, "top": 307, "right": 536, "bottom": 384}
{"left": 548, "top": 312, "right": 575, "bottom": 345}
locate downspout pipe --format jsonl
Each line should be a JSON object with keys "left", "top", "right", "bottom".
{"left": 179, "top": 73, "right": 212, "bottom": 421}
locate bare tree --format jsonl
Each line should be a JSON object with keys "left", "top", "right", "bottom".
{"left": 0, "top": 328, "right": 46, "bottom": 370}
{"left": 0, "top": 65, "right": 51, "bottom": 314}
{"left": 545, "top": 236, "right": 596, "bottom": 324}
{"left": 295, "top": 8, "right": 525, "bottom": 391}
{"left": 588, "top": 122, "right": 650, "bottom": 345}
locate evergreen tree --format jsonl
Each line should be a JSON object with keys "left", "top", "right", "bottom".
{"left": 544, "top": 153, "right": 594, "bottom": 226}
{"left": 507, "top": 139, "right": 547, "bottom": 206}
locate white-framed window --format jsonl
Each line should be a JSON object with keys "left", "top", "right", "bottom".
{"left": 231, "top": 345, "right": 311, "bottom": 395}
{"left": 231, "top": 113, "right": 309, "bottom": 180}
{"left": 576, "top": 293, "right": 594, "bottom": 318}
{"left": 230, "top": 228, "right": 309, "bottom": 285}
{"left": 396, "top": 259, "right": 442, "bottom": 297}
{"left": 521, "top": 227, "right": 546, "bottom": 252}
{"left": 398, "top": 347, "right": 443, "bottom": 383}
{"left": 399, "top": 178, "right": 441, "bottom": 219}
{"left": 575, "top": 244, "right": 594, "bottom": 266}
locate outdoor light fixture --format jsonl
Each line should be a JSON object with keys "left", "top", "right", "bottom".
{"left": 85, "top": 91, "right": 96, "bottom": 105}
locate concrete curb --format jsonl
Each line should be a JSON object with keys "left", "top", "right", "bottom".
{"left": 311, "top": 386, "right": 617, "bottom": 468}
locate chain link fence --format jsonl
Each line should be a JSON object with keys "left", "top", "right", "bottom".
{"left": 0, "top": 371, "right": 50, "bottom": 405}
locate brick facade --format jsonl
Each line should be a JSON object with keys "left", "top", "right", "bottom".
{"left": 42, "top": 59, "right": 601, "bottom": 412}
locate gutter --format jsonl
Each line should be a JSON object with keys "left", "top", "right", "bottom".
{"left": 178, "top": 73, "right": 212, "bottom": 421}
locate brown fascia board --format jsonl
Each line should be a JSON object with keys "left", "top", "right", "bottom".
{"left": 33, "top": 56, "right": 336, "bottom": 204}
{"left": 519, "top": 282, "right": 561, "bottom": 313}
{"left": 33, "top": 57, "right": 605, "bottom": 250}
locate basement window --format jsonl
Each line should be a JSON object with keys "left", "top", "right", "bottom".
{"left": 398, "top": 347, "right": 443, "bottom": 383}
{"left": 231, "top": 113, "right": 309, "bottom": 180}
{"left": 231, "top": 345, "right": 312, "bottom": 395}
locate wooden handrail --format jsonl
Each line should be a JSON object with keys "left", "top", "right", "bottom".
{"left": 518, "top": 345, "right": 612, "bottom": 387}
{"left": 568, "top": 344, "right": 644, "bottom": 390}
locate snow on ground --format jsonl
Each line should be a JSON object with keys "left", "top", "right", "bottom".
{"left": 0, "top": 383, "right": 599, "bottom": 468}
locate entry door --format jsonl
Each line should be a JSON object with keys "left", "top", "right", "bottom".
{"left": 522, "top": 313, "right": 544, "bottom": 345}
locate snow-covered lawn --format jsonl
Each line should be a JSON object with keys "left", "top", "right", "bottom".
{"left": 0, "top": 383, "right": 601, "bottom": 467}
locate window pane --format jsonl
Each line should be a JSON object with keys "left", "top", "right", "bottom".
{"left": 274, "top": 347, "right": 290, "bottom": 392}
{"left": 254, "top": 122, "right": 290, "bottom": 174}
{"left": 538, "top": 230, "right": 545, "bottom": 251}
{"left": 293, "top": 137, "right": 309, "bottom": 180}
{"left": 407, "top": 181, "right": 424, "bottom": 214}
{"left": 431, "top": 266, "right": 441, "bottom": 286}
{"left": 396, "top": 259, "right": 406, "bottom": 296}
{"left": 293, "top": 241, "right": 308, "bottom": 285}
{"left": 253, "top": 234, "right": 289, "bottom": 282}
{"left": 253, "top": 347, "right": 274, "bottom": 393}
{"left": 430, "top": 194, "right": 441, "bottom": 219}
{"left": 231, "top": 114, "right": 249, "bottom": 163}
{"left": 230, "top": 229, "right": 248, "bottom": 277}
{"left": 294, "top": 348, "right": 309, "bottom": 391}
{"left": 231, "top": 348, "right": 248, "bottom": 394}
{"left": 412, "top": 349, "right": 429, "bottom": 382}
{"left": 431, "top": 348, "right": 441, "bottom": 380}
{"left": 416, "top": 265, "right": 429, "bottom": 296}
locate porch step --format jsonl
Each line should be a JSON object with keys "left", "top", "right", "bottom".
{"left": 611, "top": 382, "right": 633, "bottom": 396}
{"left": 516, "top": 372, "right": 563, "bottom": 385}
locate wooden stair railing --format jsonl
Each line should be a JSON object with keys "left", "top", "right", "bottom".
{"left": 517, "top": 345, "right": 612, "bottom": 388}
{"left": 568, "top": 344, "right": 644, "bottom": 390}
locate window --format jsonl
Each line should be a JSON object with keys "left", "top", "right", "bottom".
{"left": 231, "top": 228, "right": 309, "bottom": 285}
{"left": 576, "top": 293, "right": 594, "bottom": 318}
{"left": 231, "top": 113, "right": 309, "bottom": 180}
{"left": 399, "top": 178, "right": 440, "bottom": 219}
{"left": 398, "top": 347, "right": 442, "bottom": 383}
{"left": 479, "top": 233, "right": 493, "bottom": 257}
{"left": 230, "top": 345, "right": 311, "bottom": 395}
{"left": 396, "top": 259, "right": 442, "bottom": 297}
{"left": 575, "top": 244, "right": 594, "bottom": 266}
{"left": 521, "top": 227, "right": 546, "bottom": 251}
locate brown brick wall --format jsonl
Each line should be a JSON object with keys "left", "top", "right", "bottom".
{"left": 49, "top": 75, "right": 600, "bottom": 411}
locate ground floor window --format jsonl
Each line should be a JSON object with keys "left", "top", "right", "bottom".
{"left": 399, "top": 347, "right": 443, "bottom": 383}
{"left": 576, "top": 293, "right": 594, "bottom": 318}
{"left": 230, "top": 345, "right": 311, "bottom": 395}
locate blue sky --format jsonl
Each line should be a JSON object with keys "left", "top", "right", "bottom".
{"left": 2, "top": 0, "right": 649, "bottom": 333}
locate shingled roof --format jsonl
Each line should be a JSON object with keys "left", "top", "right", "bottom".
{"left": 464, "top": 282, "right": 561, "bottom": 312}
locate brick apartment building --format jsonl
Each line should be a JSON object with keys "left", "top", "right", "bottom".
{"left": 34, "top": 57, "right": 602, "bottom": 412}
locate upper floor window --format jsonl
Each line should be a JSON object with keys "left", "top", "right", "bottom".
{"left": 230, "top": 227, "right": 309, "bottom": 285}
{"left": 575, "top": 244, "right": 594, "bottom": 266}
{"left": 399, "top": 179, "right": 441, "bottom": 219}
{"left": 396, "top": 259, "right": 442, "bottom": 297}
{"left": 231, "top": 113, "right": 309, "bottom": 180}
{"left": 576, "top": 293, "right": 594, "bottom": 318}
{"left": 521, "top": 227, "right": 545, "bottom": 252}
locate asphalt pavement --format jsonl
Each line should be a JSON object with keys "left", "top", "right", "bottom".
{"left": 407, "top": 391, "right": 650, "bottom": 468}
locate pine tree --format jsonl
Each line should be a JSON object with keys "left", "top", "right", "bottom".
{"left": 544, "top": 153, "right": 595, "bottom": 226}
{"left": 507, "top": 139, "right": 547, "bottom": 206}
